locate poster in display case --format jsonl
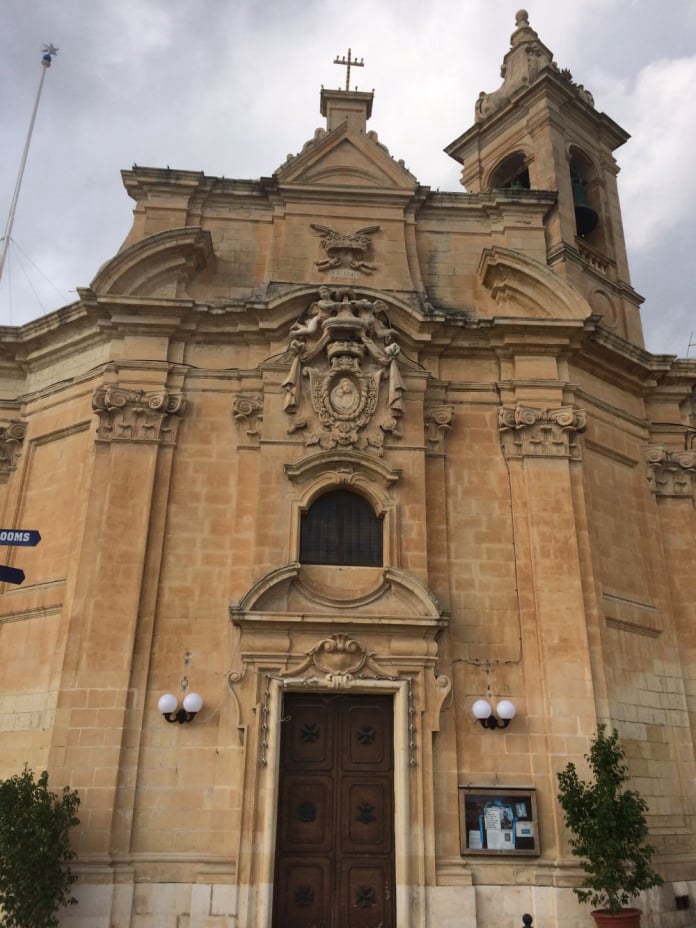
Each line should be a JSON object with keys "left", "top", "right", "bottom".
{"left": 459, "top": 787, "right": 540, "bottom": 856}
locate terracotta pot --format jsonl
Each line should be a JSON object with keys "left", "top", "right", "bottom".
{"left": 591, "top": 908, "right": 642, "bottom": 928}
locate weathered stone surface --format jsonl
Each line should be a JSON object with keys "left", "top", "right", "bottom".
{"left": 0, "top": 13, "right": 694, "bottom": 928}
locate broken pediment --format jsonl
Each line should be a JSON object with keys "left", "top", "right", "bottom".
{"left": 230, "top": 563, "right": 446, "bottom": 629}
{"left": 275, "top": 121, "right": 418, "bottom": 191}
{"left": 478, "top": 246, "right": 592, "bottom": 320}
{"left": 90, "top": 227, "right": 213, "bottom": 297}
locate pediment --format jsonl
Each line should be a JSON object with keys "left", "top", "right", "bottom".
{"left": 91, "top": 227, "right": 213, "bottom": 297}
{"left": 230, "top": 563, "right": 447, "bottom": 629}
{"left": 478, "top": 246, "right": 592, "bottom": 320}
{"left": 275, "top": 123, "right": 418, "bottom": 191}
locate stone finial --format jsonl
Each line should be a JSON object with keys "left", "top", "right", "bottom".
{"left": 511, "top": 9, "right": 535, "bottom": 44}
{"left": 475, "top": 10, "right": 593, "bottom": 122}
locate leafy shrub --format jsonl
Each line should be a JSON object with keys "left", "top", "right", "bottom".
{"left": 0, "top": 766, "right": 80, "bottom": 928}
{"left": 557, "top": 725, "right": 663, "bottom": 914}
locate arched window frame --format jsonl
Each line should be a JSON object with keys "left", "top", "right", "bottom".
{"left": 299, "top": 488, "right": 383, "bottom": 566}
{"left": 285, "top": 450, "right": 401, "bottom": 568}
{"left": 486, "top": 149, "right": 533, "bottom": 191}
{"left": 568, "top": 144, "right": 604, "bottom": 246}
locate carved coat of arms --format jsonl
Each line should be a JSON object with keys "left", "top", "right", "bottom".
{"left": 282, "top": 287, "right": 406, "bottom": 454}
{"left": 310, "top": 224, "right": 380, "bottom": 274}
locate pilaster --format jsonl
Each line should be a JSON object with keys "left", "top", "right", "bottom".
{"left": 49, "top": 383, "right": 186, "bottom": 858}
{"left": 498, "top": 402, "right": 596, "bottom": 855}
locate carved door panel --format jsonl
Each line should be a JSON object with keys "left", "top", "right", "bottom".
{"left": 273, "top": 693, "right": 395, "bottom": 928}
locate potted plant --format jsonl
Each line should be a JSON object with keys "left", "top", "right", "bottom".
{"left": 556, "top": 725, "right": 663, "bottom": 927}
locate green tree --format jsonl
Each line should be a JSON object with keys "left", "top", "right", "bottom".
{"left": 0, "top": 766, "right": 80, "bottom": 928}
{"left": 556, "top": 725, "right": 663, "bottom": 914}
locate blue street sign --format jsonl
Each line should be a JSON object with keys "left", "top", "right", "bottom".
{"left": 0, "top": 565, "right": 25, "bottom": 584}
{"left": 0, "top": 530, "right": 41, "bottom": 547}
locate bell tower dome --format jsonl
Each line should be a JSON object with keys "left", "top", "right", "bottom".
{"left": 445, "top": 10, "right": 644, "bottom": 345}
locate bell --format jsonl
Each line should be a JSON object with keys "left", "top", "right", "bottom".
{"left": 572, "top": 176, "right": 598, "bottom": 238}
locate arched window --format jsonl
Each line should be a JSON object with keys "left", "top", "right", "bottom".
{"left": 569, "top": 148, "right": 600, "bottom": 241}
{"left": 489, "top": 151, "right": 530, "bottom": 190}
{"left": 300, "top": 489, "right": 383, "bottom": 566}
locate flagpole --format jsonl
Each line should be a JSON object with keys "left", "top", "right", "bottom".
{"left": 0, "top": 44, "right": 58, "bottom": 284}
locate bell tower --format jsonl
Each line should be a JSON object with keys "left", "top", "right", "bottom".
{"left": 445, "top": 9, "right": 644, "bottom": 345}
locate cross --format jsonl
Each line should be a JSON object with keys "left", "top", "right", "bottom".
{"left": 333, "top": 48, "right": 364, "bottom": 91}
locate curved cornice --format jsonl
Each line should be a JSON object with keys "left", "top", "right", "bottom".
{"left": 478, "top": 246, "right": 591, "bottom": 320}
{"left": 230, "top": 563, "right": 445, "bottom": 622}
{"left": 285, "top": 449, "right": 402, "bottom": 491}
{"left": 90, "top": 227, "right": 213, "bottom": 297}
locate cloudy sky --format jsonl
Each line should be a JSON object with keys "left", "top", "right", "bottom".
{"left": 1, "top": 0, "right": 694, "bottom": 357}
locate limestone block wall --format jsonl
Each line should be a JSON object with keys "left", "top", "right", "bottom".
{"left": 0, "top": 277, "right": 693, "bottom": 928}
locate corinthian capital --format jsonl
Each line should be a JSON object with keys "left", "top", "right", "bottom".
{"left": 0, "top": 420, "right": 27, "bottom": 475}
{"left": 645, "top": 444, "right": 696, "bottom": 499}
{"left": 498, "top": 404, "right": 586, "bottom": 460}
{"left": 92, "top": 386, "right": 185, "bottom": 444}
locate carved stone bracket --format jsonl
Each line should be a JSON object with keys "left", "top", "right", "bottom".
{"left": 645, "top": 445, "right": 696, "bottom": 500}
{"left": 0, "top": 420, "right": 27, "bottom": 475}
{"left": 425, "top": 405, "right": 454, "bottom": 453}
{"left": 498, "top": 404, "right": 586, "bottom": 459}
{"left": 232, "top": 395, "right": 263, "bottom": 445}
{"left": 92, "top": 386, "right": 185, "bottom": 444}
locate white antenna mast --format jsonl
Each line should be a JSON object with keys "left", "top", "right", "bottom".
{"left": 0, "top": 43, "right": 59, "bottom": 284}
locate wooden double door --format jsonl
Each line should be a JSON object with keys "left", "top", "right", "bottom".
{"left": 273, "top": 693, "right": 396, "bottom": 928}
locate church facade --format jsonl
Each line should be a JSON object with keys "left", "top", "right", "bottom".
{"left": 0, "top": 12, "right": 694, "bottom": 928}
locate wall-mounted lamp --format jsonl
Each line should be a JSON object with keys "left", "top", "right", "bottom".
{"left": 473, "top": 698, "right": 516, "bottom": 730}
{"left": 158, "top": 690, "right": 203, "bottom": 724}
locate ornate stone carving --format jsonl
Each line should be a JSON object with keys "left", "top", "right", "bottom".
{"left": 232, "top": 395, "right": 263, "bottom": 442}
{"left": 310, "top": 223, "right": 380, "bottom": 275}
{"left": 281, "top": 633, "right": 397, "bottom": 689}
{"left": 425, "top": 405, "right": 454, "bottom": 452}
{"left": 645, "top": 445, "right": 696, "bottom": 499}
{"left": 282, "top": 287, "right": 406, "bottom": 455}
{"left": 92, "top": 386, "right": 185, "bottom": 444}
{"left": 475, "top": 10, "right": 593, "bottom": 124}
{"left": 498, "top": 404, "right": 586, "bottom": 459}
{"left": 0, "top": 420, "right": 27, "bottom": 475}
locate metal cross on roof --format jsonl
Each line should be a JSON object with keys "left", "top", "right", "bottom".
{"left": 333, "top": 48, "right": 364, "bottom": 91}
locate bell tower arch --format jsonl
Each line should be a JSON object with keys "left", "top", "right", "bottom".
{"left": 445, "top": 9, "right": 644, "bottom": 345}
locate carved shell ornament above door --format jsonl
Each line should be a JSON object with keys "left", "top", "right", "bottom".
{"left": 281, "top": 633, "right": 397, "bottom": 687}
{"left": 282, "top": 287, "right": 406, "bottom": 455}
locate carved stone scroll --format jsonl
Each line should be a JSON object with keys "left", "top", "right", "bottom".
{"left": 281, "top": 633, "right": 398, "bottom": 689}
{"left": 425, "top": 405, "right": 454, "bottom": 453}
{"left": 645, "top": 445, "right": 696, "bottom": 500}
{"left": 0, "top": 420, "right": 27, "bottom": 475}
{"left": 92, "top": 386, "right": 185, "bottom": 444}
{"left": 232, "top": 395, "right": 263, "bottom": 444}
{"left": 498, "top": 404, "right": 586, "bottom": 459}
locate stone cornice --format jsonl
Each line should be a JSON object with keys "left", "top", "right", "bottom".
{"left": 498, "top": 403, "right": 586, "bottom": 459}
